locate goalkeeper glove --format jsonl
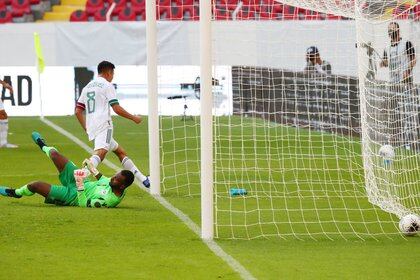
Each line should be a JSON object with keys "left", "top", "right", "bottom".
{"left": 82, "top": 158, "right": 99, "bottom": 177}
{"left": 74, "top": 169, "right": 89, "bottom": 191}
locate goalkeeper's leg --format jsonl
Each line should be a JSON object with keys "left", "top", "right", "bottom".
{"left": 0, "top": 181, "right": 51, "bottom": 199}
{"left": 31, "top": 131, "right": 69, "bottom": 173}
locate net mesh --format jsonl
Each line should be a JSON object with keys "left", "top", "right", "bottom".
{"left": 159, "top": 0, "right": 419, "bottom": 240}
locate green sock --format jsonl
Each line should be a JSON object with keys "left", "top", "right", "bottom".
{"left": 42, "top": 146, "right": 57, "bottom": 158}
{"left": 15, "top": 185, "right": 34, "bottom": 196}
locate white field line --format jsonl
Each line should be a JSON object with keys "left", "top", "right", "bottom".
{"left": 41, "top": 118, "right": 256, "bottom": 280}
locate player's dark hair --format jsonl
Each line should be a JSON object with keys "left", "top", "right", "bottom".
{"left": 97, "top": 61, "right": 115, "bottom": 74}
{"left": 121, "top": 170, "right": 135, "bottom": 187}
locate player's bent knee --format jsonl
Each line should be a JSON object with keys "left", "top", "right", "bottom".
{"left": 95, "top": 149, "right": 108, "bottom": 160}
{"left": 27, "top": 181, "right": 43, "bottom": 192}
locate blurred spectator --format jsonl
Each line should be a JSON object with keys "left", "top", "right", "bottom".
{"left": 304, "top": 46, "right": 332, "bottom": 75}
{"left": 380, "top": 21, "right": 416, "bottom": 85}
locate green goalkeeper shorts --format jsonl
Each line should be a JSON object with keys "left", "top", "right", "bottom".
{"left": 45, "top": 161, "right": 79, "bottom": 206}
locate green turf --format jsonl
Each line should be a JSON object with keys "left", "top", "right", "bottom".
{"left": 159, "top": 115, "right": 419, "bottom": 240}
{"left": 0, "top": 118, "right": 239, "bottom": 279}
{"left": 1, "top": 117, "right": 419, "bottom": 279}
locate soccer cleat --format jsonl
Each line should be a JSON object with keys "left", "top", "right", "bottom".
{"left": 142, "top": 176, "right": 150, "bottom": 188}
{"left": 31, "top": 131, "right": 47, "bottom": 150}
{"left": 0, "top": 187, "right": 7, "bottom": 196}
{"left": 0, "top": 187, "right": 22, "bottom": 198}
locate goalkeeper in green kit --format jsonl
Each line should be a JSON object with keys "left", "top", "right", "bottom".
{"left": 0, "top": 132, "right": 134, "bottom": 208}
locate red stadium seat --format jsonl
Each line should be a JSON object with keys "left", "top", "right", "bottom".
{"left": 414, "top": 4, "right": 420, "bottom": 20}
{"left": 29, "top": 0, "right": 40, "bottom": 5}
{"left": 182, "top": 5, "right": 198, "bottom": 20}
{"left": 304, "top": 10, "right": 322, "bottom": 20}
{"left": 157, "top": 5, "right": 170, "bottom": 19}
{"left": 70, "top": 9, "right": 88, "bottom": 21}
{"left": 118, "top": 6, "right": 136, "bottom": 21}
{"left": 260, "top": 3, "right": 283, "bottom": 20}
{"left": 86, "top": 0, "right": 104, "bottom": 16}
{"left": 102, "top": 0, "right": 113, "bottom": 6}
{"left": 236, "top": 6, "right": 255, "bottom": 20}
{"left": 0, "top": 8, "right": 12, "bottom": 23}
{"left": 11, "top": 0, "right": 31, "bottom": 17}
{"left": 242, "top": 0, "right": 260, "bottom": 12}
{"left": 259, "top": 6, "right": 270, "bottom": 20}
{"left": 168, "top": 5, "right": 182, "bottom": 20}
{"left": 94, "top": 7, "right": 107, "bottom": 21}
{"left": 282, "top": 5, "right": 297, "bottom": 20}
{"left": 178, "top": 0, "right": 193, "bottom": 5}
{"left": 176, "top": 0, "right": 198, "bottom": 20}
{"left": 214, "top": 8, "right": 231, "bottom": 20}
{"left": 219, "top": 0, "right": 239, "bottom": 11}
{"left": 131, "top": 0, "right": 145, "bottom": 15}
{"left": 110, "top": 0, "right": 126, "bottom": 16}
{"left": 158, "top": 0, "right": 170, "bottom": 8}
{"left": 0, "top": 0, "right": 6, "bottom": 10}
{"left": 326, "top": 13, "right": 341, "bottom": 20}
{"left": 393, "top": 4, "right": 411, "bottom": 19}
{"left": 318, "top": 12, "right": 327, "bottom": 20}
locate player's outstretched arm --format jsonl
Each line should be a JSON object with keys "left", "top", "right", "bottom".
{"left": 111, "top": 104, "right": 142, "bottom": 124}
{"left": 75, "top": 107, "right": 87, "bottom": 132}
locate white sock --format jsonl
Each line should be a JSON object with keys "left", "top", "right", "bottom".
{"left": 121, "top": 156, "right": 147, "bottom": 182}
{"left": 89, "top": 155, "right": 101, "bottom": 168}
{"left": 0, "top": 120, "right": 8, "bottom": 146}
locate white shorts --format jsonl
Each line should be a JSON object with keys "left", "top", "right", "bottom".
{"left": 93, "top": 128, "right": 119, "bottom": 152}
{"left": 0, "top": 100, "right": 4, "bottom": 111}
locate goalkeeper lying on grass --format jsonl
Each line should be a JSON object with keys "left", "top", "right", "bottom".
{"left": 0, "top": 132, "right": 134, "bottom": 208}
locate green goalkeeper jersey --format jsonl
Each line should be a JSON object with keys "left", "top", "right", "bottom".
{"left": 77, "top": 176, "right": 125, "bottom": 208}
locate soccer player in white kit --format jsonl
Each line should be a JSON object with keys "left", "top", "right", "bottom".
{"left": 0, "top": 78, "right": 18, "bottom": 148}
{"left": 380, "top": 22, "right": 417, "bottom": 149}
{"left": 380, "top": 22, "right": 416, "bottom": 84}
{"left": 75, "top": 61, "right": 150, "bottom": 188}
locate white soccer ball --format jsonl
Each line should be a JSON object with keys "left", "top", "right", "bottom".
{"left": 399, "top": 214, "right": 420, "bottom": 236}
{"left": 379, "top": 145, "right": 395, "bottom": 161}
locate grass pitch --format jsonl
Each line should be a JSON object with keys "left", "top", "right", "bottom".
{"left": 0, "top": 116, "right": 419, "bottom": 279}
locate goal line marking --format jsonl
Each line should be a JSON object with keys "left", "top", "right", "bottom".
{"left": 41, "top": 117, "right": 256, "bottom": 280}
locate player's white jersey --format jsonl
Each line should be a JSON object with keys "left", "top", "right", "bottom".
{"left": 386, "top": 40, "right": 411, "bottom": 84}
{"left": 76, "top": 77, "right": 119, "bottom": 141}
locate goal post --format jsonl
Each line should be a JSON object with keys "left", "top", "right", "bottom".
{"left": 146, "top": 0, "right": 160, "bottom": 196}
{"left": 200, "top": 0, "right": 214, "bottom": 240}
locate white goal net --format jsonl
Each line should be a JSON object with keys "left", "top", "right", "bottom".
{"left": 159, "top": 0, "right": 419, "bottom": 240}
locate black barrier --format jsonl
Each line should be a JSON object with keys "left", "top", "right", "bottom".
{"left": 232, "top": 66, "right": 420, "bottom": 143}
{"left": 232, "top": 66, "right": 360, "bottom": 137}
